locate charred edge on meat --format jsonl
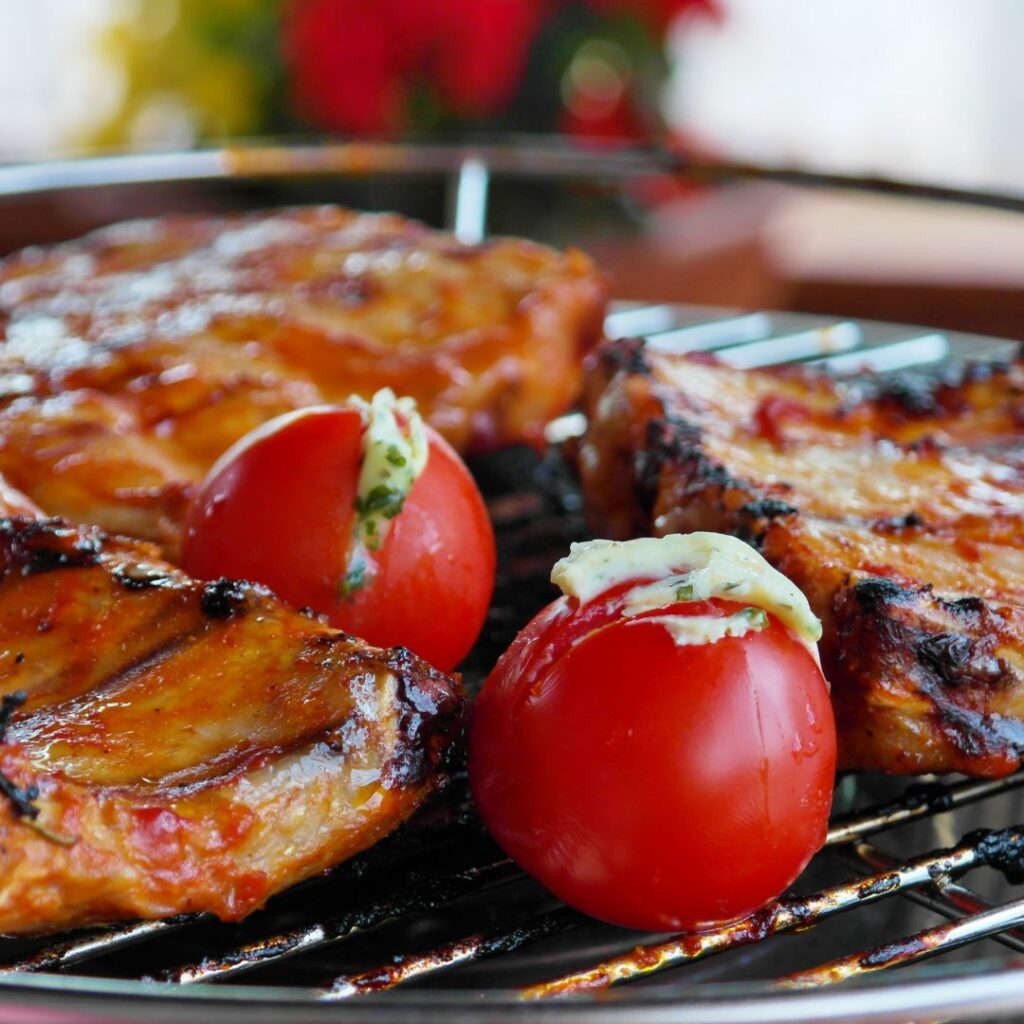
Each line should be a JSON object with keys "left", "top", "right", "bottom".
{"left": 632, "top": 415, "right": 702, "bottom": 518}
{"left": 0, "top": 691, "right": 37, "bottom": 818}
{"left": 850, "top": 576, "right": 914, "bottom": 610}
{"left": 0, "top": 517, "right": 104, "bottom": 576}
{"left": 738, "top": 498, "right": 799, "bottom": 523}
{"left": 634, "top": 392, "right": 800, "bottom": 546}
{"left": 0, "top": 766, "right": 42, "bottom": 828}
{"left": 0, "top": 691, "right": 76, "bottom": 845}
{"left": 939, "top": 595, "right": 988, "bottom": 615}
{"left": 843, "top": 580, "right": 1023, "bottom": 764}
{"left": 865, "top": 360, "right": 1010, "bottom": 419}
{"left": 381, "top": 646, "right": 466, "bottom": 790}
{"left": 804, "top": 360, "right": 1006, "bottom": 424}
{"left": 635, "top": 414, "right": 707, "bottom": 483}
{"left": 303, "top": 634, "right": 466, "bottom": 790}
{"left": 875, "top": 374, "right": 966, "bottom": 417}
{"left": 595, "top": 335, "right": 653, "bottom": 377}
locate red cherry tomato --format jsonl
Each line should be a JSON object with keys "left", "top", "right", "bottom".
{"left": 181, "top": 405, "right": 495, "bottom": 671}
{"left": 469, "top": 584, "right": 836, "bottom": 931}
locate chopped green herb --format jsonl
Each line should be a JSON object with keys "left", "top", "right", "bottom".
{"left": 385, "top": 445, "right": 407, "bottom": 468}
{"left": 339, "top": 560, "right": 366, "bottom": 598}
{"left": 674, "top": 583, "right": 695, "bottom": 601}
{"left": 723, "top": 581, "right": 742, "bottom": 591}
{"left": 362, "top": 518, "right": 380, "bottom": 550}
{"left": 744, "top": 608, "right": 769, "bottom": 629}
{"left": 355, "top": 484, "right": 403, "bottom": 517}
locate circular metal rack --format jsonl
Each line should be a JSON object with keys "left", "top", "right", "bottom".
{"left": 0, "top": 143, "right": 1023, "bottom": 1023}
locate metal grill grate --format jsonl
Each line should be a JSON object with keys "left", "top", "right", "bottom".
{"left": 1, "top": 303, "right": 1024, "bottom": 1023}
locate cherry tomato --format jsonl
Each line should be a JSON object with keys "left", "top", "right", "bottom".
{"left": 469, "top": 584, "right": 835, "bottom": 931}
{"left": 181, "top": 404, "right": 495, "bottom": 671}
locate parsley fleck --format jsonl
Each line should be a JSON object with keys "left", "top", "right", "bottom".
{"left": 674, "top": 583, "right": 695, "bottom": 601}
{"left": 744, "top": 608, "right": 769, "bottom": 629}
{"left": 355, "top": 484, "right": 405, "bottom": 520}
{"left": 385, "top": 445, "right": 407, "bottom": 468}
{"left": 339, "top": 561, "right": 366, "bottom": 598}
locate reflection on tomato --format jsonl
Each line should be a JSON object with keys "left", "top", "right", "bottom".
{"left": 469, "top": 584, "right": 835, "bottom": 931}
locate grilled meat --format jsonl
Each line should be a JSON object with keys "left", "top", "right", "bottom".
{"left": 579, "top": 338, "right": 1024, "bottom": 776}
{"left": 0, "top": 516, "right": 464, "bottom": 933}
{"left": 0, "top": 206, "right": 605, "bottom": 555}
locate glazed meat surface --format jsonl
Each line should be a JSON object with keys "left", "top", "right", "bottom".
{"left": 0, "top": 206, "right": 605, "bottom": 555}
{"left": 579, "top": 338, "right": 1024, "bottom": 776}
{"left": 0, "top": 516, "right": 463, "bottom": 933}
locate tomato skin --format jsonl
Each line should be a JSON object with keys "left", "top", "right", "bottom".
{"left": 182, "top": 407, "right": 364, "bottom": 617}
{"left": 181, "top": 406, "right": 495, "bottom": 671}
{"left": 469, "top": 593, "right": 836, "bottom": 932}
{"left": 337, "top": 430, "right": 496, "bottom": 669}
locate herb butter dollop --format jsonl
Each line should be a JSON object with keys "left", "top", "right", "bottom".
{"left": 351, "top": 388, "right": 428, "bottom": 549}
{"left": 551, "top": 533, "right": 822, "bottom": 644}
{"left": 341, "top": 388, "right": 429, "bottom": 595}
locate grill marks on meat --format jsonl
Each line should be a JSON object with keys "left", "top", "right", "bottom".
{"left": 0, "top": 516, "right": 464, "bottom": 933}
{"left": 0, "top": 206, "right": 606, "bottom": 556}
{"left": 579, "top": 340, "right": 1024, "bottom": 776}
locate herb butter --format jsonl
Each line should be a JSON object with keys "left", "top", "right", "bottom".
{"left": 342, "top": 388, "right": 428, "bottom": 595}
{"left": 630, "top": 608, "right": 768, "bottom": 647}
{"left": 551, "top": 533, "right": 822, "bottom": 644}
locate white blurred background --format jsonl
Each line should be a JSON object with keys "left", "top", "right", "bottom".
{"left": 0, "top": 0, "right": 117, "bottom": 158}
{"left": 667, "top": 0, "right": 1024, "bottom": 194}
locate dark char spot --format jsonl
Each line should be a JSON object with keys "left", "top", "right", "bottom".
{"left": 738, "top": 498, "right": 798, "bottom": 521}
{"left": 873, "top": 511, "right": 924, "bottom": 532}
{"left": 916, "top": 633, "right": 975, "bottom": 685}
{"left": 939, "top": 595, "right": 987, "bottom": 616}
{"left": 601, "top": 336, "right": 652, "bottom": 377}
{"left": 851, "top": 577, "right": 912, "bottom": 611}
{"left": 200, "top": 578, "right": 248, "bottom": 618}
{"left": 0, "top": 517, "right": 103, "bottom": 576}
{"left": 877, "top": 374, "right": 944, "bottom": 415}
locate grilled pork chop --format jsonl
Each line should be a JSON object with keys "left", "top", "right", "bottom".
{"left": 0, "top": 206, "right": 605, "bottom": 556}
{"left": 579, "top": 338, "right": 1024, "bottom": 776}
{"left": 0, "top": 515, "right": 464, "bottom": 933}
